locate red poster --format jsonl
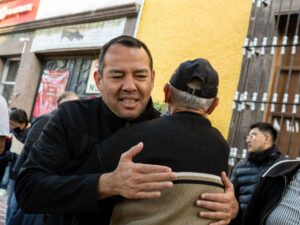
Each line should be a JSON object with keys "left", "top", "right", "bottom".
{"left": 0, "top": 0, "right": 40, "bottom": 27}
{"left": 33, "top": 70, "right": 69, "bottom": 118}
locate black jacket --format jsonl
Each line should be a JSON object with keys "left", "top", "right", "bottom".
{"left": 15, "top": 97, "right": 160, "bottom": 225}
{"left": 96, "top": 112, "right": 229, "bottom": 225}
{"left": 243, "top": 160, "right": 300, "bottom": 225}
{"left": 10, "top": 113, "right": 53, "bottom": 180}
{"left": 98, "top": 111, "right": 229, "bottom": 175}
{"left": 230, "top": 145, "right": 284, "bottom": 221}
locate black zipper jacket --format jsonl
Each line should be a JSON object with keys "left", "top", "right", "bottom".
{"left": 243, "top": 159, "right": 300, "bottom": 225}
{"left": 15, "top": 97, "right": 160, "bottom": 225}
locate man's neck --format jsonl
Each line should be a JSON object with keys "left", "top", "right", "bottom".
{"left": 170, "top": 105, "right": 206, "bottom": 116}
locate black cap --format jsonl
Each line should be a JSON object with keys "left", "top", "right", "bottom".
{"left": 169, "top": 58, "right": 219, "bottom": 98}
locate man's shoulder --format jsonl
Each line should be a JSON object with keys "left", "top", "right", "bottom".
{"left": 58, "top": 98, "right": 102, "bottom": 118}
{"left": 263, "top": 159, "right": 300, "bottom": 177}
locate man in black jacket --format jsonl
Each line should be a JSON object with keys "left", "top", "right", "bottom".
{"left": 230, "top": 122, "right": 284, "bottom": 224}
{"left": 16, "top": 36, "right": 238, "bottom": 225}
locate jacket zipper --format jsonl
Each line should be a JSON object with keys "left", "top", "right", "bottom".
{"left": 261, "top": 176, "right": 287, "bottom": 225}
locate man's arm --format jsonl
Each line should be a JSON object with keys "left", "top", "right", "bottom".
{"left": 16, "top": 109, "right": 176, "bottom": 214}
{"left": 196, "top": 172, "right": 239, "bottom": 225}
{"left": 15, "top": 107, "right": 101, "bottom": 214}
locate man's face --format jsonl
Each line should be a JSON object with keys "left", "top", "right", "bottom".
{"left": 246, "top": 128, "right": 268, "bottom": 153}
{"left": 95, "top": 44, "right": 155, "bottom": 120}
{"left": 10, "top": 120, "right": 25, "bottom": 132}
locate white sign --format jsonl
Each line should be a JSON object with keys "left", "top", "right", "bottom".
{"left": 31, "top": 18, "right": 127, "bottom": 52}
{"left": 36, "top": 0, "right": 138, "bottom": 20}
{"left": 0, "top": 4, "right": 33, "bottom": 20}
{"left": 86, "top": 59, "right": 100, "bottom": 94}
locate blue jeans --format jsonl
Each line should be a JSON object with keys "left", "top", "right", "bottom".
{"left": 6, "top": 179, "right": 18, "bottom": 225}
{"left": 0, "top": 164, "right": 10, "bottom": 189}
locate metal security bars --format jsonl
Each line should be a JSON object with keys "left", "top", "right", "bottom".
{"left": 228, "top": 0, "right": 300, "bottom": 167}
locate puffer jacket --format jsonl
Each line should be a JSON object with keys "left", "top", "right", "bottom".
{"left": 230, "top": 145, "right": 284, "bottom": 215}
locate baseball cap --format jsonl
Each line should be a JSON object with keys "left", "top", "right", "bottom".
{"left": 169, "top": 58, "right": 219, "bottom": 98}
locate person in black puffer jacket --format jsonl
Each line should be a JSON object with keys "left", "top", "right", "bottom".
{"left": 230, "top": 122, "right": 285, "bottom": 224}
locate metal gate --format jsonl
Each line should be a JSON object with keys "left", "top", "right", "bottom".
{"left": 228, "top": 0, "right": 300, "bottom": 167}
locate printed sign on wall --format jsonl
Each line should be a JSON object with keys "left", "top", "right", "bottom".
{"left": 31, "top": 17, "right": 126, "bottom": 52}
{"left": 85, "top": 59, "right": 100, "bottom": 94}
{"left": 0, "top": 0, "right": 40, "bottom": 27}
{"left": 33, "top": 70, "right": 69, "bottom": 117}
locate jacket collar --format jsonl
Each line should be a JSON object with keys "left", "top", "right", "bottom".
{"left": 248, "top": 145, "right": 281, "bottom": 165}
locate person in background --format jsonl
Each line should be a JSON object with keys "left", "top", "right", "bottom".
{"left": 94, "top": 58, "right": 230, "bottom": 225}
{"left": 230, "top": 122, "right": 285, "bottom": 224}
{"left": 7, "top": 92, "right": 79, "bottom": 225}
{"left": 57, "top": 91, "right": 80, "bottom": 105}
{"left": 0, "top": 95, "right": 11, "bottom": 195}
{"left": 16, "top": 35, "right": 238, "bottom": 225}
{"left": 9, "top": 109, "right": 31, "bottom": 144}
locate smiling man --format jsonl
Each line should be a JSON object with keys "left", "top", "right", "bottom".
{"left": 16, "top": 35, "right": 238, "bottom": 225}
{"left": 230, "top": 122, "right": 285, "bottom": 224}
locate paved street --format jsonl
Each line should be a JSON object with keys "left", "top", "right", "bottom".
{"left": 0, "top": 192, "right": 7, "bottom": 225}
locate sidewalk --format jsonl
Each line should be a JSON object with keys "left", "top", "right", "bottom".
{"left": 0, "top": 191, "right": 7, "bottom": 225}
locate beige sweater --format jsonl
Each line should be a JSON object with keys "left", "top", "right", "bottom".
{"left": 110, "top": 172, "right": 224, "bottom": 225}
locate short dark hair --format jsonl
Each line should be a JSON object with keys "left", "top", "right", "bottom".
{"left": 250, "top": 122, "right": 278, "bottom": 142}
{"left": 9, "top": 108, "right": 29, "bottom": 124}
{"left": 98, "top": 35, "right": 153, "bottom": 74}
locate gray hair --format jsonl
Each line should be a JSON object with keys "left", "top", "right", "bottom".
{"left": 169, "top": 84, "right": 215, "bottom": 111}
{"left": 57, "top": 91, "right": 79, "bottom": 105}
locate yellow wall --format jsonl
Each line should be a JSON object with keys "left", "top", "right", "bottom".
{"left": 137, "top": 0, "right": 252, "bottom": 137}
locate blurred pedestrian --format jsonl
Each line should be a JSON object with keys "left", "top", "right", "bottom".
{"left": 0, "top": 95, "right": 11, "bottom": 195}
{"left": 230, "top": 122, "right": 285, "bottom": 224}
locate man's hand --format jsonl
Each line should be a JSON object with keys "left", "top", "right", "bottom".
{"left": 195, "top": 171, "right": 239, "bottom": 225}
{"left": 98, "top": 142, "right": 176, "bottom": 199}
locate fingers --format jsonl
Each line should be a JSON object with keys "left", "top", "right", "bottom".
{"left": 195, "top": 171, "right": 238, "bottom": 224}
{"left": 221, "top": 171, "right": 233, "bottom": 191}
{"left": 196, "top": 199, "right": 227, "bottom": 212}
{"left": 130, "top": 181, "right": 174, "bottom": 199}
{"left": 121, "top": 142, "right": 144, "bottom": 161}
{"left": 135, "top": 163, "right": 173, "bottom": 173}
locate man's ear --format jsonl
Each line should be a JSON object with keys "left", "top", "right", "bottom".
{"left": 163, "top": 83, "right": 170, "bottom": 103}
{"left": 150, "top": 70, "right": 155, "bottom": 90}
{"left": 206, "top": 97, "right": 219, "bottom": 115}
{"left": 93, "top": 71, "right": 102, "bottom": 91}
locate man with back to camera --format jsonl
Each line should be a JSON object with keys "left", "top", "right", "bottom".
{"left": 15, "top": 35, "right": 238, "bottom": 225}
{"left": 91, "top": 58, "right": 230, "bottom": 225}
{"left": 230, "top": 122, "right": 285, "bottom": 224}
